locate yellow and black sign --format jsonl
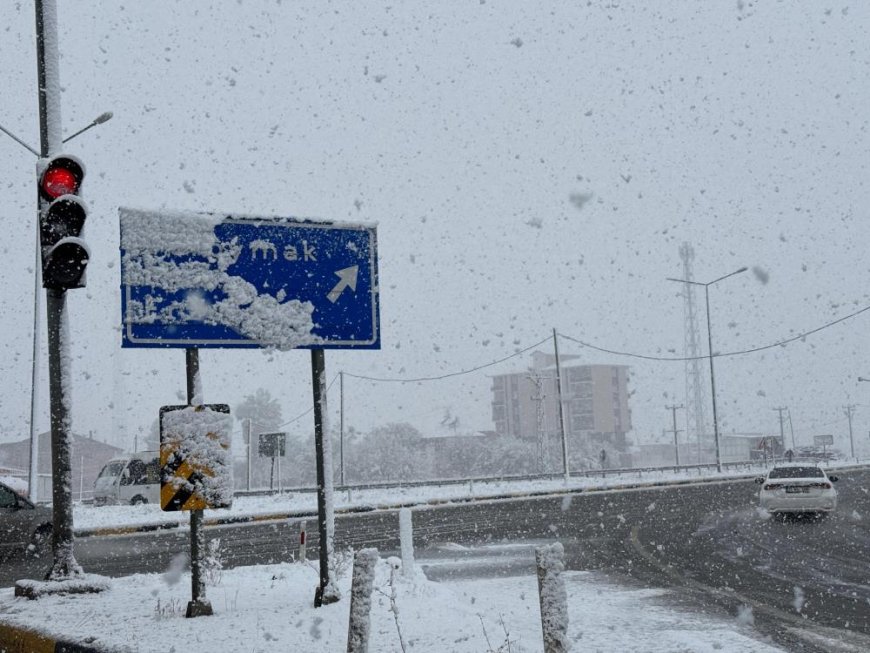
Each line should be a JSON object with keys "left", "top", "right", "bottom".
{"left": 159, "top": 404, "right": 232, "bottom": 512}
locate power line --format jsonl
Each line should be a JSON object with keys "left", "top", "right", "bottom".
{"left": 560, "top": 303, "right": 870, "bottom": 362}
{"left": 268, "top": 373, "right": 340, "bottom": 429}
{"left": 302, "top": 301, "right": 870, "bottom": 392}
{"left": 344, "top": 336, "right": 551, "bottom": 383}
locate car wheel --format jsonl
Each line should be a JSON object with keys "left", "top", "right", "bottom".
{"left": 131, "top": 495, "right": 148, "bottom": 505}
{"left": 26, "top": 525, "right": 52, "bottom": 559}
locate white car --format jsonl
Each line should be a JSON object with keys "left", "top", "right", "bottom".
{"left": 756, "top": 464, "right": 839, "bottom": 515}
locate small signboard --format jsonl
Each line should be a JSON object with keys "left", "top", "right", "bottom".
{"left": 813, "top": 434, "right": 834, "bottom": 447}
{"left": 159, "top": 404, "right": 233, "bottom": 511}
{"left": 258, "top": 432, "right": 287, "bottom": 458}
{"left": 119, "top": 209, "right": 379, "bottom": 350}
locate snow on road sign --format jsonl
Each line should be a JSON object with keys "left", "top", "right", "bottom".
{"left": 159, "top": 404, "right": 233, "bottom": 512}
{"left": 119, "top": 208, "right": 380, "bottom": 350}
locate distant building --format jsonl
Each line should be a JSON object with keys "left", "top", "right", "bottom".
{"left": 721, "top": 433, "right": 783, "bottom": 463}
{"left": 0, "top": 432, "right": 124, "bottom": 501}
{"left": 490, "top": 351, "right": 632, "bottom": 456}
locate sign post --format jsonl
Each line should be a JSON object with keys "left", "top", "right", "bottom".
{"left": 120, "top": 209, "right": 380, "bottom": 609}
{"left": 813, "top": 434, "right": 834, "bottom": 459}
{"left": 259, "top": 432, "right": 287, "bottom": 491}
{"left": 312, "top": 349, "right": 339, "bottom": 606}
{"left": 159, "top": 386, "right": 232, "bottom": 618}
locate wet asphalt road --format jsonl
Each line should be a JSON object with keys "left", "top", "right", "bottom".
{"left": 4, "top": 470, "right": 870, "bottom": 651}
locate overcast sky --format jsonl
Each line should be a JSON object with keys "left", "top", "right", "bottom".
{"left": 1, "top": 2, "right": 869, "bottom": 457}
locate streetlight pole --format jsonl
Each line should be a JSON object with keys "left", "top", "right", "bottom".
{"left": 844, "top": 404, "right": 856, "bottom": 462}
{"left": 668, "top": 266, "right": 747, "bottom": 473}
{"left": 0, "top": 96, "right": 110, "bottom": 511}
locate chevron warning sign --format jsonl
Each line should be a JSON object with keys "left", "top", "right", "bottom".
{"left": 159, "top": 404, "right": 233, "bottom": 512}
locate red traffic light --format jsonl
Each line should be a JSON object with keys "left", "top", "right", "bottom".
{"left": 39, "top": 155, "right": 84, "bottom": 201}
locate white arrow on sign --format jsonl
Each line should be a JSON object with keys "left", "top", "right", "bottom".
{"left": 327, "top": 265, "right": 359, "bottom": 303}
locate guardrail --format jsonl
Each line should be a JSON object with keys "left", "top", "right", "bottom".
{"left": 232, "top": 455, "right": 844, "bottom": 499}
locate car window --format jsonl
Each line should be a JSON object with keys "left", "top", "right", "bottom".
{"left": 126, "top": 459, "right": 147, "bottom": 485}
{"left": 98, "top": 461, "right": 126, "bottom": 478}
{"left": 143, "top": 460, "right": 160, "bottom": 484}
{"left": 0, "top": 485, "right": 17, "bottom": 509}
{"left": 768, "top": 467, "right": 824, "bottom": 479}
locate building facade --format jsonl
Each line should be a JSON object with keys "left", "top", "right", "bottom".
{"left": 490, "top": 351, "right": 632, "bottom": 457}
{"left": 0, "top": 432, "right": 124, "bottom": 502}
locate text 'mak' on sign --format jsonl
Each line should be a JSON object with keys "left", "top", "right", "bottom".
{"left": 119, "top": 208, "right": 380, "bottom": 350}
{"left": 160, "top": 404, "right": 233, "bottom": 512}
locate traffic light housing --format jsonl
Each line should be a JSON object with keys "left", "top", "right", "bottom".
{"left": 38, "top": 155, "right": 90, "bottom": 289}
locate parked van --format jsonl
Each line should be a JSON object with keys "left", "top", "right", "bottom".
{"left": 93, "top": 452, "right": 160, "bottom": 506}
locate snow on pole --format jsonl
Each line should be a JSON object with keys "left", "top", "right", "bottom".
{"left": 399, "top": 507, "right": 415, "bottom": 576}
{"left": 346, "top": 548, "right": 379, "bottom": 653}
{"left": 535, "top": 542, "right": 570, "bottom": 653}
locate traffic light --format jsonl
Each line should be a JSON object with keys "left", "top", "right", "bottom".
{"left": 38, "top": 155, "right": 90, "bottom": 289}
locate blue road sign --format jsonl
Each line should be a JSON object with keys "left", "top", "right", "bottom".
{"left": 120, "top": 209, "right": 379, "bottom": 349}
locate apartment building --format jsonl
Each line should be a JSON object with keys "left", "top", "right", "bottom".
{"left": 491, "top": 351, "right": 632, "bottom": 452}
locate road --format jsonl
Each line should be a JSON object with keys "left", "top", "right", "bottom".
{"left": 4, "top": 470, "right": 870, "bottom": 651}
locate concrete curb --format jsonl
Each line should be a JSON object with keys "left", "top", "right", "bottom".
{"left": 0, "top": 622, "right": 107, "bottom": 652}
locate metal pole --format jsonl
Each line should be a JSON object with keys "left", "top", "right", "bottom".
{"left": 704, "top": 286, "right": 723, "bottom": 473}
{"left": 0, "top": 123, "right": 39, "bottom": 155}
{"left": 35, "top": 0, "right": 84, "bottom": 581}
{"left": 340, "top": 371, "right": 345, "bottom": 486}
{"left": 245, "top": 418, "right": 252, "bottom": 491}
{"left": 311, "top": 349, "right": 339, "bottom": 606}
{"left": 27, "top": 251, "right": 41, "bottom": 502}
{"left": 845, "top": 404, "right": 856, "bottom": 462}
{"left": 668, "top": 267, "right": 745, "bottom": 472}
{"left": 667, "top": 404, "right": 683, "bottom": 466}
{"left": 45, "top": 290, "right": 81, "bottom": 579}
{"left": 185, "top": 347, "right": 212, "bottom": 618}
{"left": 553, "top": 328, "right": 570, "bottom": 481}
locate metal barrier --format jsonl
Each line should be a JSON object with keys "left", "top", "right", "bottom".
{"left": 232, "top": 455, "right": 847, "bottom": 499}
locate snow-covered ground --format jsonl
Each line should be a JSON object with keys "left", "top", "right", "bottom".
{"left": 0, "top": 543, "right": 784, "bottom": 652}
{"left": 70, "top": 461, "right": 851, "bottom": 533}
{"left": 4, "top": 465, "right": 862, "bottom": 650}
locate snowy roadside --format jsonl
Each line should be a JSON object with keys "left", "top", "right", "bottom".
{"left": 0, "top": 551, "right": 786, "bottom": 652}
{"left": 70, "top": 461, "right": 862, "bottom": 533}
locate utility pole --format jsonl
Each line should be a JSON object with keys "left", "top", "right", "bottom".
{"left": 773, "top": 407, "right": 787, "bottom": 452}
{"left": 553, "top": 328, "right": 570, "bottom": 481}
{"left": 666, "top": 404, "right": 684, "bottom": 466}
{"left": 845, "top": 404, "right": 856, "bottom": 462}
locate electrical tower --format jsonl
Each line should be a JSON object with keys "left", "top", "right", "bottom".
{"left": 678, "top": 242, "right": 709, "bottom": 462}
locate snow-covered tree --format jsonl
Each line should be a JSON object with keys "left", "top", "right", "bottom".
{"left": 235, "top": 388, "right": 283, "bottom": 433}
{"left": 347, "top": 422, "right": 423, "bottom": 482}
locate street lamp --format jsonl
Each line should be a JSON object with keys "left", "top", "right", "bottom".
{"left": 668, "top": 266, "right": 748, "bottom": 473}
